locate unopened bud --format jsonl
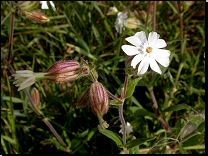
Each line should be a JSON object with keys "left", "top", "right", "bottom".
{"left": 125, "top": 55, "right": 138, "bottom": 76}
{"left": 90, "top": 82, "right": 109, "bottom": 129}
{"left": 20, "top": 10, "right": 50, "bottom": 23}
{"left": 31, "top": 87, "right": 41, "bottom": 108}
{"left": 44, "top": 61, "right": 82, "bottom": 82}
{"left": 18, "top": 1, "right": 39, "bottom": 11}
{"left": 76, "top": 88, "right": 90, "bottom": 108}
{"left": 107, "top": 6, "right": 118, "bottom": 16}
{"left": 124, "top": 18, "right": 141, "bottom": 29}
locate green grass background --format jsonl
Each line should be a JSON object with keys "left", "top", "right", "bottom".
{"left": 1, "top": 1, "right": 205, "bottom": 154}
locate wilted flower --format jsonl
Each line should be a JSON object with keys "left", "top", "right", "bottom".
{"left": 119, "top": 122, "right": 133, "bottom": 136}
{"left": 40, "top": 1, "right": 56, "bottom": 11}
{"left": 121, "top": 31, "right": 171, "bottom": 75}
{"left": 107, "top": 6, "right": 118, "bottom": 15}
{"left": 115, "top": 12, "right": 128, "bottom": 34}
{"left": 20, "top": 10, "right": 50, "bottom": 23}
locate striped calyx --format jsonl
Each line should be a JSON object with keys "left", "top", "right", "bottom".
{"left": 44, "top": 61, "right": 81, "bottom": 82}
{"left": 90, "top": 82, "right": 109, "bottom": 130}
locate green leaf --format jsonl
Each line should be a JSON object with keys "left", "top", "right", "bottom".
{"left": 129, "top": 107, "right": 157, "bottom": 118}
{"left": 125, "top": 77, "right": 142, "bottom": 98}
{"left": 2, "top": 96, "right": 23, "bottom": 103}
{"left": 182, "top": 134, "right": 204, "bottom": 147}
{"left": 177, "top": 142, "right": 188, "bottom": 154}
{"left": 197, "top": 122, "right": 205, "bottom": 133}
{"left": 126, "top": 137, "right": 155, "bottom": 149}
{"left": 1, "top": 135, "right": 16, "bottom": 145}
{"left": 98, "top": 126, "right": 123, "bottom": 148}
{"left": 162, "top": 104, "right": 190, "bottom": 112}
{"left": 166, "top": 1, "right": 179, "bottom": 14}
{"left": 87, "top": 128, "right": 97, "bottom": 141}
{"left": 188, "top": 115, "right": 202, "bottom": 126}
{"left": 103, "top": 18, "right": 115, "bottom": 40}
{"left": 109, "top": 100, "right": 123, "bottom": 106}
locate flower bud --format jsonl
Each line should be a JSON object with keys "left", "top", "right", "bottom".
{"left": 90, "top": 82, "right": 109, "bottom": 130}
{"left": 20, "top": 10, "right": 50, "bottom": 23}
{"left": 124, "top": 17, "right": 141, "bottom": 29}
{"left": 125, "top": 55, "right": 138, "bottom": 76}
{"left": 107, "top": 6, "right": 118, "bottom": 16}
{"left": 18, "top": 1, "right": 39, "bottom": 11}
{"left": 76, "top": 88, "right": 90, "bottom": 108}
{"left": 44, "top": 61, "right": 82, "bottom": 82}
{"left": 31, "top": 87, "right": 41, "bottom": 108}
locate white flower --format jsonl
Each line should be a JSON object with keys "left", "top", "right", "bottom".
{"left": 107, "top": 6, "right": 118, "bottom": 15}
{"left": 12, "top": 70, "right": 36, "bottom": 91}
{"left": 121, "top": 31, "right": 171, "bottom": 75}
{"left": 12, "top": 70, "right": 46, "bottom": 91}
{"left": 119, "top": 122, "right": 133, "bottom": 136}
{"left": 115, "top": 12, "right": 128, "bottom": 34}
{"left": 40, "top": 1, "right": 56, "bottom": 11}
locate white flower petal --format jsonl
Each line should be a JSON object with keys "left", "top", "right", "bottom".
{"left": 121, "top": 45, "right": 139, "bottom": 56}
{"left": 19, "top": 76, "right": 35, "bottom": 91}
{"left": 125, "top": 36, "right": 142, "bottom": 47}
{"left": 131, "top": 53, "right": 144, "bottom": 68}
{"left": 135, "top": 31, "right": 147, "bottom": 43}
{"left": 148, "top": 31, "right": 160, "bottom": 46}
{"left": 154, "top": 39, "right": 167, "bottom": 48}
{"left": 16, "top": 70, "right": 33, "bottom": 74}
{"left": 137, "top": 56, "right": 149, "bottom": 75}
{"left": 40, "top": 1, "right": 49, "bottom": 9}
{"left": 152, "top": 48, "right": 171, "bottom": 59}
{"left": 154, "top": 54, "right": 170, "bottom": 67}
{"left": 149, "top": 57, "right": 162, "bottom": 74}
{"left": 49, "top": 1, "right": 56, "bottom": 11}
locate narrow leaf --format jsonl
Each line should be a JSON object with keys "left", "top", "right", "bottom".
{"left": 98, "top": 126, "right": 123, "bottom": 148}
{"left": 109, "top": 100, "right": 123, "bottom": 106}
{"left": 162, "top": 104, "right": 190, "bottom": 112}
{"left": 126, "top": 137, "right": 155, "bottom": 149}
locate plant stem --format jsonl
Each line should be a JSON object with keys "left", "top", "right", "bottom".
{"left": 145, "top": 1, "right": 152, "bottom": 27}
{"left": 1, "top": 56, "right": 67, "bottom": 148}
{"left": 119, "top": 74, "right": 129, "bottom": 154}
{"left": 153, "top": 1, "right": 156, "bottom": 32}
{"left": 8, "top": 1, "right": 15, "bottom": 62}
{"left": 43, "top": 118, "right": 67, "bottom": 147}
{"left": 179, "top": 1, "right": 184, "bottom": 61}
{"left": 149, "top": 1, "right": 171, "bottom": 132}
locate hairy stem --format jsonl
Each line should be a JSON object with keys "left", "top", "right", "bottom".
{"left": 119, "top": 74, "right": 129, "bottom": 154}
{"left": 43, "top": 118, "right": 67, "bottom": 147}
{"left": 1, "top": 56, "right": 67, "bottom": 147}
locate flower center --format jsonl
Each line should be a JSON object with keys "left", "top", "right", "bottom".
{"left": 146, "top": 47, "right": 152, "bottom": 53}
